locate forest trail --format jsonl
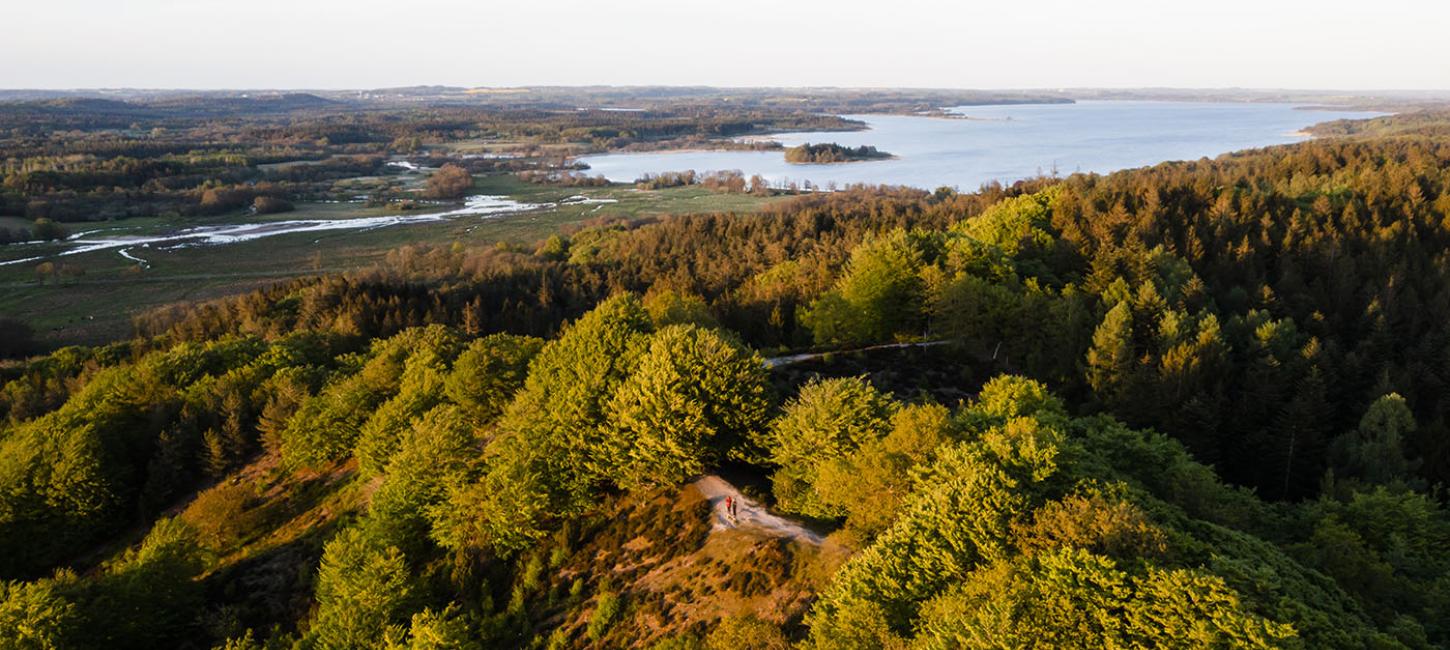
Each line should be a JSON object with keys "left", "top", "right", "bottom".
{"left": 691, "top": 475, "right": 824, "bottom": 545}
{"left": 763, "top": 339, "right": 952, "bottom": 368}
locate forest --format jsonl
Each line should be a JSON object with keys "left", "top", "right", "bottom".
{"left": 783, "top": 144, "right": 893, "bottom": 164}
{"left": 0, "top": 87, "right": 1081, "bottom": 234}
{"left": 0, "top": 94, "right": 860, "bottom": 229}
{"left": 2, "top": 100, "right": 1450, "bottom": 648}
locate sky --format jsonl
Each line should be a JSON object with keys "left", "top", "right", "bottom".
{"left": 5, "top": 0, "right": 1448, "bottom": 90}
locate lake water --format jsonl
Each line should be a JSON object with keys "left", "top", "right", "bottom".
{"left": 575, "top": 101, "right": 1384, "bottom": 190}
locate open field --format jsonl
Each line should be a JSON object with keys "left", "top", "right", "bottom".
{"left": 0, "top": 176, "right": 789, "bottom": 347}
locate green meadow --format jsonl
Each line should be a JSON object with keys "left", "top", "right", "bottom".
{"left": 0, "top": 176, "right": 787, "bottom": 347}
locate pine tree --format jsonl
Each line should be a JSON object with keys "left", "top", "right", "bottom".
{"left": 1327, "top": 393, "right": 1422, "bottom": 490}
{"left": 1271, "top": 365, "right": 1332, "bottom": 500}
{"left": 1086, "top": 301, "right": 1137, "bottom": 408}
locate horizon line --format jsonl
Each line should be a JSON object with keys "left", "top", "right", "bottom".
{"left": 3, "top": 85, "right": 1450, "bottom": 94}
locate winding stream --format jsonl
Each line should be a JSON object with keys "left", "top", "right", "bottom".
{"left": 0, "top": 194, "right": 552, "bottom": 267}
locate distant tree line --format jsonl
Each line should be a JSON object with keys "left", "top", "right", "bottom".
{"left": 0, "top": 98, "right": 860, "bottom": 227}
{"left": 633, "top": 169, "right": 772, "bottom": 195}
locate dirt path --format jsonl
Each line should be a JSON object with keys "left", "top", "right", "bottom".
{"left": 763, "top": 340, "right": 952, "bottom": 368}
{"left": 691, "top": 475, "right": 823, "bottom": 545}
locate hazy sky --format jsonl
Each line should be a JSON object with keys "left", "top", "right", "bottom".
{"left": 5, "top": 0, "right": 1447, "bottom": 89}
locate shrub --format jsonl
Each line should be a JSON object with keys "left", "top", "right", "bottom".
{"left": 251, "top": 196, "right": 294, "bottom": 215}
{"left": 182, "top": 480, "right": 260, "bottom": 552}
{"left": 426, "top": 164, "right": 472, "bottom": 199}
{"left": 586, "top": 591, "right": 623, "bottom": 641}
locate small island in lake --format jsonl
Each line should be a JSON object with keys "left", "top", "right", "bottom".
{"left": 784, "top": 142, "right": 894, "bottom": 163}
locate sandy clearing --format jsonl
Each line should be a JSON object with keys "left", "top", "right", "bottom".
{"left": 691, "top": 475, "right": 823, "bottom": 545}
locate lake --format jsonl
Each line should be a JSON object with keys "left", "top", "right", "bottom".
{"left": 575, "top": 101, "right": 1384, "bottom": 190}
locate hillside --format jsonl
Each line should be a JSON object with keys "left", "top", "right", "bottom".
{"left": 3, "top": 115, "right": 1450, "bottom": 648}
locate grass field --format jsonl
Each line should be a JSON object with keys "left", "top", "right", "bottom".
{"left": 0, "top": 175, "right": 789, "bottom": 347}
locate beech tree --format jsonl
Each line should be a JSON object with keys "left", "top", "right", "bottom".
{"left": 804, "top": 229, "right": 927, "bottom": 345}
{"left": 762, "top": 376, "right": 896, "bottom": 518}
{"left": 444, "top": 333, "right": 544, "bottom": 426}
{"left": 309, "top": 527, "right": 418, "bottom": 650}
{"left": 602, "top": 324, "right": 769, "bottom": 488}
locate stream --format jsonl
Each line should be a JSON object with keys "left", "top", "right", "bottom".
{"left": 0, "top": 194, "right": 565, "bottom": 267}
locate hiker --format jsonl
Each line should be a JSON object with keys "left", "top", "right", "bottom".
{"left": 725, "top": 496, "right": 737, "bottom": 523}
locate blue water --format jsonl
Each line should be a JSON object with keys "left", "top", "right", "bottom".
{"left": 575, "top": 101, "right": 1384, "bottom": 191}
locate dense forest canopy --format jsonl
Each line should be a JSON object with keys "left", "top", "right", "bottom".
{"left": 3, "top": 101, "right": 1450, "bottom": 647}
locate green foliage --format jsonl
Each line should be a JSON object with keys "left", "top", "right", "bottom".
{"left": 643, "top": 288, "right": 720, "bottom": 329}
{"left": 535, "top": 234, "right": 568, "bottom": 261}
{"left": 15, "top": 118, "right": 1450, "bottom": 647}
{"left": 802, "top": 376, "right": 1423, "bottom": 648}
{"left": 913, "top": 548, "right": 1296, "bottom": 648}
{"left": 602, "top": 324, "right": 770, "bottom": 487}
{"left": 783, "top": 142, "right": 890, "bottom": 164}
{"left": 0, "top": 336, "right": 277, "bottom": 577}
{"left": 77, "top": 517, "right": 208, "bottom": 649}
{"left": 497, "top": 293, "right": 652, "bottom": 494}
{"left": 308, "top": 527, "right": 418, "bottom": 650}
{"left": 970, "top": 374, "right": 1068, "bottom": 424}
{"left": 1293, "top": 487, "right": 1450, "bottom": 640}
{"left": 1086, "top": 300, "right": 1137, "bottom": 404}
{"left": 1011, "top": 489, "right": 1169, "bottom": 561}
{"left": 812, "top": 450, "right": 1003, "bottom": 638}
{"left": 951, "top": 187, "right": 1061, "bottom": 274}
{"left": 427, "top": 433, "right": 554, "bottom": 555}
{"left": 429, "top": 296, "right": 773, "bottom": 557}
{"left": 366, "top": 405, "right": 477, "bottom": 554}
{"left": 0, "top": 520, "right": 205, "bottom": 648}
{"left": 1327, "top": 393, "right": 1422, "bottom": 490}
{"left": 432, "top": 295, "right": 652, "bottom": 555}
{"left": 356, "top": 353, "right": 451, "bottom": 476}
{"left": 705, "top": 614, "right": 791, "bottom": 650}
{"left": 281, "top": 325, "right": 462, "bottom": 469}
{"left": 586, "top": 590, "right": 623, "bottom": 641}
{"left": 804, "top": 229, "right": 927, "bottom": 345}
{"left": 280, "top": 366, "right": 396, "bottom": 468}
{"left": 443, "top": 334, "right": 544, "bottom": 426}
{"left": 383, "top": 606, "right": 480, "bottom": 650}
{"left": 926, "top": 272, "right": 1092, "bottom": 386}
{"left": 0, "top": 577, "right": 77, "bottom": 650}
{"left": 813, "top": 403, "right": 958, "bottom": 538}
{"left": 762, "top": 376, "right": 897, "bottom": 517}
{"left": 216, "top": 630, "right": 292, "bottom": 650}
